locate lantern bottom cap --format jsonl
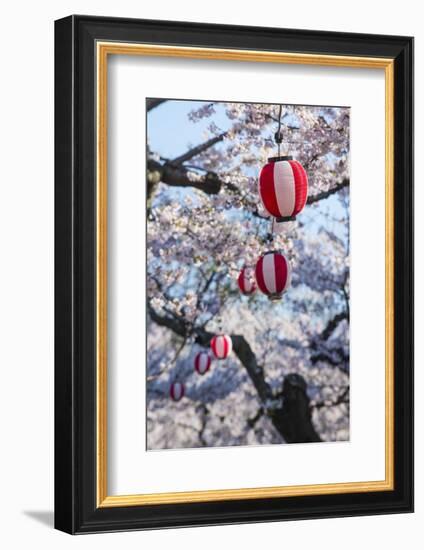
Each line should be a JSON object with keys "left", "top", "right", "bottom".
{"left": 275, "top": 215, "right": 297, "bottom": 223}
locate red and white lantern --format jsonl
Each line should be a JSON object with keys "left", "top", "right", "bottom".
{"left": 237, "top": 267, "right": 256, "bottom": 295}
{"left": 170, "top": 381, "right": 185, "bottom": 402}
{"left": 258, "top": 156, "right": 308, "bottom": 221}
{"left": 194, "top": 351, "right": 211, "bottom": 375}
{"left": 255, "top": 251, "right": 291, "bottom": 300}
{"left": 210, "top": 334, "right": 232, "bottom": 360}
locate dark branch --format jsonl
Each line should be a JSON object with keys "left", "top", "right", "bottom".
{"left": 312, "top": 387, "right": 349, "bottom": 409}
{"left": 147, "top": 99, "right": 167, "bottom": 112}
{"left": 196, "top": 403, "right": 209, "bottom": 446}
{"left": 147, "top": 158, "right": 223, "bottom": 197}
{"left": 231, "top": 335, "right": 273, "bottom": 402}
{"left": 170, "top": 133, "right": 226, "bottom": 166}
{"left": 148, "top": 143, "right": 348, "bottom": 204}
{"left": 322, "top": 311, "right": 348, "bottom": 341}
{"left": 247, "top": 408, "right": 264, "bottom": 428}
{"left": 309, "top": 309, "right": 349, "bottom": 371}
{"left": 307, "top": 178, "right": 349, "bottom": 205}
{"left": 147, "top": 304, "right": 188, "bottom": 338}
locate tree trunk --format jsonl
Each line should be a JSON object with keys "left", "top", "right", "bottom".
{"left": 271, "top": 374, "right": 321, "bottom": 443}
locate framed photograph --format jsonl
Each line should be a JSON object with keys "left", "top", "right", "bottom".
{"left": 54, "top": 15, "right": 413, "bottom": 533}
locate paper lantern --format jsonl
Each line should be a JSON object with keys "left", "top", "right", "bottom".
{"left": 210, "top": 334, "right": 232, "bottom": 360}
{"left": 237, "top": 267, "right": 256, "bottom": 295}
{"left": 258, "top": 156, "right": 308, "bottom": 221}
{"left": 194, "top": 351, "right": 211, "bottom": 375}
{"left": 255, "top": 251, "right": 291, "bottom": 300}
{"left": 170, "top": 381, "right": 185, "bottom": 402}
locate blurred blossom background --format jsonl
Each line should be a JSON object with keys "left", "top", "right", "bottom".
{"left": 146, "top": 99, "right": 350, "bottom": 450}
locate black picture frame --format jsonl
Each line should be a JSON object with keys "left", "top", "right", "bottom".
{"left": 55, "top": 15, "right": 414, "bottom": 534}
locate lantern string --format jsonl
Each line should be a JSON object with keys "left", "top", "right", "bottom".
{"left": 217, "top": 315, "right": 223, "bottom": 333}
{"left": 265, "top": 216, "right": 274, "bottom": 245}
{"left": 275, "top": 104, "right": 283, "bottom": 157}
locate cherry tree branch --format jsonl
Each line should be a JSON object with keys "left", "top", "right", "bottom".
{"left": 147, "top": 336, "right": 187, "bottom": 382}
{"left": 170, "top": 133, "right": 226, "bottom": 166}
{"left": 307, "top": 179, "right": 349, "bottom": 205}
{"left": 321, "top": 311, "right": 348, "bottom": 341}
{"left": 247, "top": 407, "right": 264, "bottom": 428}
{"left": 147, "top": 158, "right": 223, "bottom": 197}
{"left": 148, "top": 304, "right": 321, "bottom": 443}
{"left": 312, "top": 387, "right": 349, "bottom": 409}
{"left": 196, "top": 403, "right": 209, "bottom": 446}
{"left": 148, "top": 303, "right": 272, "bottom": 401}
{"left": 146, "top": 98, "right": 168, "bottom": 112}
{"left": 148, "top": 155, "right": 348, "bottom": 204}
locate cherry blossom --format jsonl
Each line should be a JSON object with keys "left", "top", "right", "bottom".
{"left": 146, "top": 99, "right": 350, "bottom": 449}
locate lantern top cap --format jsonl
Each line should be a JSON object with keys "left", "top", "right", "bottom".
{"left": 262, "top": 250, "right": 285, "bottom": 257}
{"left": 267, "top": 155, "right": 293, "bottom": 163}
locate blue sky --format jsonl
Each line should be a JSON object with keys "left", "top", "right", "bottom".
{"left": 148, "top": 100, "right": 232, "bottom": 160}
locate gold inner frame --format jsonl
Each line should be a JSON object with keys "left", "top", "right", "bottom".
{"left": 96, "top": 42, "right": 395, "bottom": 508}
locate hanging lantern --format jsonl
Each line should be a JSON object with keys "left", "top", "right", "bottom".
{"left": 258, "top": 156, "right": 308, "bottom": 221}
{"left": 170, "top": 381, "right": 185, "bottom": 402}
{"left": 210, "top": 334, "right": 232, "bottom": 360}
{"left": 255, "top": 251, "right": 291, "bottom": 301}
{"left": 237, "top": 267, "right": 256, "bottom": 295}
{"left": 194, "top": 351, "right": 211, "bottom": 375}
